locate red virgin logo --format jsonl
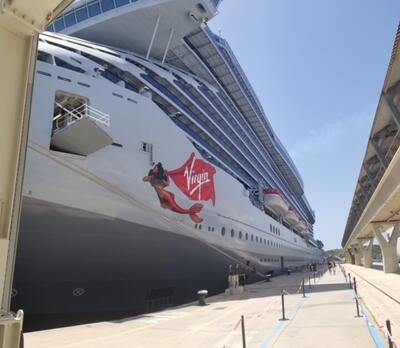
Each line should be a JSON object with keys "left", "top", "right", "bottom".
{"left": 169, "top": 152, "right": 216, "bottom": 206}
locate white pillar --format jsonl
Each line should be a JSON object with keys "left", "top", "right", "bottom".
{"left": 346, "top": 249, "right": 355, "bottom": 264}
{"left": 373, "top": 224, "right": 400, "bottom": 274}
{"left": 361, "top": 239, "right": 373, "bottom": 268}
{"left": 351, "top": 245, "right": 362, "bottom": 266}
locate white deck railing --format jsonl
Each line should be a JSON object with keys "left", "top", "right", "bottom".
{"left": 54, "top": 102, "right": 110, "bottom": 132}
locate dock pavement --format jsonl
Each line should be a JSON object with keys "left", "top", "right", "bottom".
{"left": 26, "top": 267, "right": 382, "bottom": 348}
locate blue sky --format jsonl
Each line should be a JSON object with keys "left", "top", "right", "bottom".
{"left": 210, "top": 1, "right": 400, "bottom": 250}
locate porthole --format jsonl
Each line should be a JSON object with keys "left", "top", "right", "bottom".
{"left": 231, "top": 229, "right": 234, "bottom": 237}
{"left": 221, "top": 227, "right": 225, "bottom": 236}
{"left": 239, "top": 231, "right": 242, "bottom": 239}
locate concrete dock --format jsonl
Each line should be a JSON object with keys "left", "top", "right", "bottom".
{"left": 26, "top": 268, "right": 383, "bottom": 348}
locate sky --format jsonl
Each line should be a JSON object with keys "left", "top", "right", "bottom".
{"left": 209, "top": 0, "right": 400, "bottom": 250}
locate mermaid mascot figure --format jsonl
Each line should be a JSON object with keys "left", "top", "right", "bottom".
{"left": 143, "top": 162, "right": 203, "bottom": 223}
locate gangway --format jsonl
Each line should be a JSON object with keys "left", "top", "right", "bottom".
{"left": 0, "top": 1, "right": 73, "bottom": 347}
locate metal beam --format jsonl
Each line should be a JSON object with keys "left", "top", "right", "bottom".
{"left": 146, "top": 15, "right": 161, "bottom": 60}
{"left": 362, "top": 162, "right": 375, "bottom": 183}
{"left": 370, "top": 139, "right": 388, "bottom": 168}
{"left": 382, "top": 92, "right": 400, "bottom": 128}
{"left": 161, "top": 28, "right": 174, "bottom": 65}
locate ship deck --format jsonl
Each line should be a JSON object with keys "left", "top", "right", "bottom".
{"left": 25, "top": 266, "right": 384, "bottom": 348}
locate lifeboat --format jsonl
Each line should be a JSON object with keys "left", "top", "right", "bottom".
{"left": 296, "top": 217, "right": 308, "bottom": 231}
{"left": 263, "top": 188, "right": 289, "bottom": 215}
{"left": 285, "top": 206, "right": 299, "bottom": 225}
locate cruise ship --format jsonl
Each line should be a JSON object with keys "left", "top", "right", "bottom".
{"left": 11, "top": 0, "right": 323, "bottom": 329}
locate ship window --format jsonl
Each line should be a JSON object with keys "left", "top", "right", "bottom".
{"left": 116, "top": 0, "right": 130, "bottom": 6}
{"left": 221, "top": 227, "right": 225, "bottom": 236}
{"left": 88, "top": 2, "right": 101, "bottom": 17}
{"left": 64, "top": 12, "right": 77, "bottom": 27}
{"left": 239, "top": 231, "right": 242, "bottom": 239}
{"left": 264, "top": 239, "right": 266, "bottom": 244}
{"left": 212, "top": 227, "right": 215, "bottom": 232}
{"left": 270, "top": 225, "right": 272, "bottom": 232}
{"left": 194, "top": 224, "right": 198, "bottom": 229}
{"left": 54, "top": 57, "right": 85, "bottom": 73}
{"left": 101, "top": 0, "right": 115, "bottom": 12}
{"left": 251, "top": 234, "right": 254, "bottom": 242}
{"left": 37, "top": 51, "right": 53, "bottom": 64}
{"left": 126, "top": 82, "right": 138, "bottom": 93}
{"left": 231, "top": 229, "right": 234, "bottom": 238}
{"left": 127, "top": 97, "right": 138, "bottom": 104}
{"left": 141, "top": 142, "right": 152, "bottom": 152}
{"left": 76, "top": 7, "right": 89, "bottom": 22}
{"left": 256, "top": 236, "right": 258, "bottom": 243}
{"left": 196, "top": 3, "right": 207, "bottom": 13}
{"left": 198, "top": 224, "right": 202, "bottom": 230}
{"left": 54, "top": 18, "right": 65, "bottom": 31}
{"left": 245, "top": 233, "right": 248, "bottom": 240}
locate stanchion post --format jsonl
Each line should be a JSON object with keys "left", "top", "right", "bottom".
{"left": 308, "top": 275, "right": 311, "bottom": 289}
{"left": 241, "top": 315, "right": 246, "bottom": 348}
{"left": 313, "top": 272, "right": 316, "bottom": 283}
{"left": 279, "top": 290, "right": 287, "bottom": 321}
{"left": 355, "top": 297, "right": 360, "bottom": 317}
{"left": 353, "top": 277, "right": 357, "bottom": 295}
{"left": 348, "top": 273, "right": 352, "bottom": 289}
{"left": 386, "top": 320, "right": 393, "bottom": 348}
{"left": 302, "top": 279, "right": 306, "bottom": 298}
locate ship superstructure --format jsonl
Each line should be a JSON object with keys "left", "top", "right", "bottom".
{"left": 12, "top": 0, "right": 322, "bottom": 330}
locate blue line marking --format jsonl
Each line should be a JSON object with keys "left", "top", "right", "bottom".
{"left": 259, "top": 296, "right": 306, "bottom": 348}
{"left": 352, "top": 289, "right": 385, "bottom": 348}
